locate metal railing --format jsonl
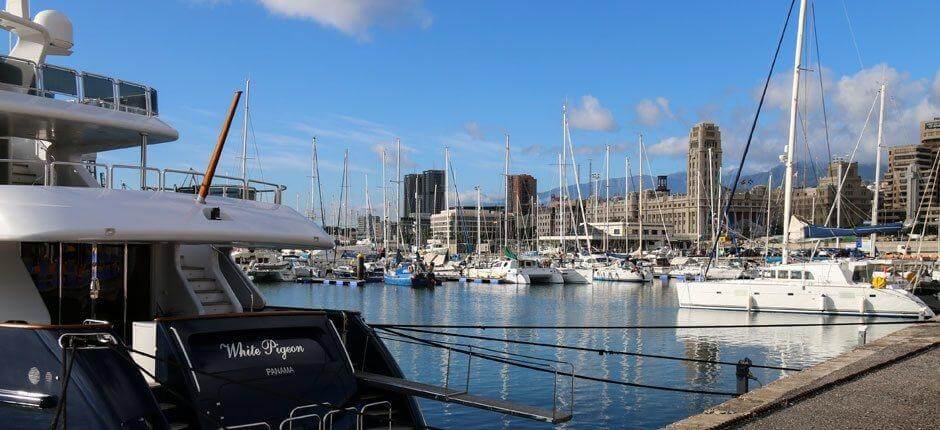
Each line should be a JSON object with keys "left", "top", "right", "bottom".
{"left": 0, "top": 54, "right": 158, "bottom": 116}
{"left": 1, "top": 157, "right": 287, "bottom": 206}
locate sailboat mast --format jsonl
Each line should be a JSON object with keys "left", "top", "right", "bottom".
{"left": 558, "top": 153, "right": 565, "bottom": 253}
{"left": 604, "top": 144, "right": 610, "bottom": 252}
{"left": 625, "top": 156, "right": 630, "bottom": 253}
{"left": 765, "top": 174, "right": 773, "bottom": 257}
{"left": 365, "top": 174, "right": 373, "bottom": 244}
{"left": 396, "top": 138, "right": 403, "bottom": 249}
{"left": 444, "top": 146, "right": 450, "bottom": 253}
{"left": 312, "top": 137, "right": 325, "bottom": 227}
{"left": 241, "top": 77, "right": 250, "bottom": 198}
{"left": 382, "top": 147, "right": 389, "bottom": 251}
{"left": 870, "top": 82, "right": 886, "bottom": 256}
{"left": 476, "top": 186, "right": 482, "bottom": 257}
{"left": 564, "top": 105, "right": 593, "bottom": 252}
{"left": 780, "top": 0, "right": 809, "bottom": 265}
{"left": 638, "top": 133, "right": 645, "bottom": 254}
{"left": 504, "top": 133, "right": 510, "bottom": 251}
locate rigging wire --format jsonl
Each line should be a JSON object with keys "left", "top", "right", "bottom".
{"left": 379, "top": 327, "right": 737, "bottom": 396}
{"left": 840, "top": 0, "right": 865, "bottom": 71}
{"left": 372, "top": 320, "right": 930, "bottom": 330}
{"left": 378, "top": 326, "right": 802, "bottom": 372}
{"left": 705, "top": 0, "right": 797, "bottom": 272}
{"left": 811, "top": 2, "right": 834, "bottom": 166}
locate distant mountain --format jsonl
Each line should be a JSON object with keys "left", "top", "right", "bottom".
{"left": 538, "top": 162, "right": 876, "bottom": 201}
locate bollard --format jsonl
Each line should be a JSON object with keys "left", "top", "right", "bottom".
{"left": 857, "top": 325, "right": 868, "bottom": 346}
{"left": 736, "top": 358, "right": 752, "bottom": 396}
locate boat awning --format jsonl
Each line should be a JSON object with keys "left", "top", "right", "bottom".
{"left": 801, "top": 222, "right": 904, "bottom": 239}
{"left": 0, "top": 186, "right": 334, "bottom": 248}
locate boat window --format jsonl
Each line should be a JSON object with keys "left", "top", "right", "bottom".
{"left": 804, "top": 271, "right": 814, "bottom": 280}
{"left": 777, "top": 270, "right": 788, "bottom": 279}
{"left": 790, "top": 270, "right": 802, "bottom": 280}
{"left": 852, "top": 265, "right": 873, "bottom": 283}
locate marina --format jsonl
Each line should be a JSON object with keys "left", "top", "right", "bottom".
{"left": 0, "top": 0, "right": 937, "bottom": 429}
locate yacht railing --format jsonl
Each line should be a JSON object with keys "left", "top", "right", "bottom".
{"left": 3, "top": 158, "right": 285, "bottom": 204}
{"left": 0, "top": 54, "right": 158, "bottom": 116}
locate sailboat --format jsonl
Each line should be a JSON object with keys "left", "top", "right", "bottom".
{"left": 675, "top": 0, "right": 933, "bottom": 318}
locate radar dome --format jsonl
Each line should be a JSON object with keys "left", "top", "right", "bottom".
{"left": 34, "top": 10, "right": 73, "bottom": 51}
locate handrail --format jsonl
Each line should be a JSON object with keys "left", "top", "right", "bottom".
{"left": 248, "top": 179, "right": 285, "bottom": 204}
{"left": 0, "top": 158, "right": 49, "bottom": 185}
{"left": 108, "top": 164, "right": 162, "bottom": 189}
{"left": 49, "top": 160, "right": 109, "bottom": 187}
{"left": 0, "top": 54, "right": 157, "bottom": 116}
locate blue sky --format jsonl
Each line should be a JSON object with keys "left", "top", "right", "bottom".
{"left": 12, "top": 1, "right": 940, "bottom": 220}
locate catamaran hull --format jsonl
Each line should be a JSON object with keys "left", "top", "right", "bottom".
{"left": 558, "top": 268, "right": 590, "bottom": 284}
{"left": 675, "top": 281, "right": 934, "bottom": 318}
{"left": 594, "top": 269, "right": 652, "bottom": 283}
{"left": 502, "top": 269, "right": 564, "bottom": 284}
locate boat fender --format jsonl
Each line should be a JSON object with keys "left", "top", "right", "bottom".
{"left": 871, "top": 276, "right": 887, "bottom": 289}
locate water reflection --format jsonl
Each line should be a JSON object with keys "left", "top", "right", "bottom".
{"left": 259, "top": 280, "right": 911, "bottom": 429}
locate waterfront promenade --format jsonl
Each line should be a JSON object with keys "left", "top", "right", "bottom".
{"left": 669, "top": 318, "right": 940, "bottom": 429}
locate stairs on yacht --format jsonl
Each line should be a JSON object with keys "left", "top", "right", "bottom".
{"left": 149, "top": 382, "right": 193, "bottom": 430}
{"left": 181, "top": 265, "right": 236, "bottom": 314}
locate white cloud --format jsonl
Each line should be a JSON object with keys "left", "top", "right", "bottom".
{"left": 256, "top": 0, "right": 432, "bottom": 41}
{"left": 464, "top": 121, "right": 484, "bottom": 140}
{"left": 635, "top": 97, "right": 674, "bottom": 126}
{"left": 568, "top": 95, "right": 618, "bottom": 132}
{"left": 646, "top": 136, "right": 687, "bottom": 156}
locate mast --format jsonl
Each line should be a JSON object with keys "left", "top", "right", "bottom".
{"left": 717, "top": 165, "right": 723, "bottom": 249}
{"left": 764, "top": 174, "right": 773, "bottom": 258}
{"left": 870, "top": 82, "right": 886, "bottom": 256}
{"left": 365, "top": 174, "right": 373, "bottom": 244}
{"left": 312, "top": 137, "right": 325, "bottom": 226}
{"left": 780, "top": 0, "right": 809, "bottom": 265}
{"left": 604, "top": 145, "right": 610, "bottom": 252}
{"left": 396, "top": 138, "right": 403, "bottom": 249}
{"left": 241, "top": 77, "right": 250, "bottom": 198}
{"left": 444, "top": 146, "right": 451, "bottom": 253}
{"left": 709, "top": 147, "right": 716, "bottom": 249}
{"left": 503, "top": 133, "right": 510, "bottom": 252}
{"left": 534, "top": 195, "right": 539, "bottom": 251}
{"left": 638, "top": 133, "right": 645, "bottom": 254}
{"left": 382, "top": 147, "right": 389, "bottom": 251}
{"left": 563, "top": 104, "right": 594, "bottom": 253}
{"left": 625, "top": 156, "right": 631, "bottom": 253}
{"left": 415, "top": 176, "right": 421, "bottom": 251}
{"left": 476, "top": 186, "right": 482, "bottom": 257}
{"left": 558, "top": 153, "right": 565, "bottom": 253}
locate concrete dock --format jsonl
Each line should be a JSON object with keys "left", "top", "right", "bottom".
{"left": 669, "top": 318, "right": 940, "bottom": 429}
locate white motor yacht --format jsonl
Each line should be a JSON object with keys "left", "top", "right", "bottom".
{"left": 0, "top": 4, "right": 429, "bottom": 427}
{"left": 594, "top": 260, "right": 653, "bottom": 282}
{"left": 676, "top": 261, "right": 934, "bottom": 318}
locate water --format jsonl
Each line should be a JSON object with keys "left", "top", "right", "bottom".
{"left": 258, "top": 280, "right": 908, "bottom": 429}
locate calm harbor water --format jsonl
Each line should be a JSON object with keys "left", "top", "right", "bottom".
{"left": 259, "top": 279, "right": 908, "bottom": 429}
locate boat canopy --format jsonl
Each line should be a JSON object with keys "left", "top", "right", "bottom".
{"left": 0, "top": 186, "right": 334, "bottom": 248}
{"left": 801, "top": 222, "right": 904, "bottom": 240}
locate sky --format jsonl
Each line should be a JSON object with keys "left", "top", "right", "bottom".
{"left": 10, "top": 1, "right": 940, "bottom": 222}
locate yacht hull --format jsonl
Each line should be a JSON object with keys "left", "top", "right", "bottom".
{"left": 675, "top": 280, "right": 934, "bottom": 318}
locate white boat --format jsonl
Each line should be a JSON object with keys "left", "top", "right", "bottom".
{"left": 594, "top": 261, "right": 653, "bottom": 282}
{"left": 676, "top": 261, "right": 934, "bottom": 318}
{"left": 571, "top": 254, "right": 618, "bottom": 282}
{"left": 490, "top": 258, "right": 563, "bottom": 284}
{"left": 557, "top": 267, "right": 590, "bottom": 284}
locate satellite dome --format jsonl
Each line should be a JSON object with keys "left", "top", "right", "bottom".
{"left": 34, "top": 10, "right": 73, "bottom": 50}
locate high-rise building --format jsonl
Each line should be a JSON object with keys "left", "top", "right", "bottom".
{"left": 921, "top": 117, "right": 940, "bottom": 149}
{"left": 402, "top": 170, "right": 445, "bottom": 217}
{"left": 882, "top": 117, "right": 940, "bottom": 224}
{"left": 506, "top": 174, "right": 537, "bottom": 215}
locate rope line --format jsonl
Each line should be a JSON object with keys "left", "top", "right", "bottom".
{"left": 380, "top": 327, "right": 802, "bottom": 372}
{"left": 379, "top": 327, "right": 737, "bottom": 397}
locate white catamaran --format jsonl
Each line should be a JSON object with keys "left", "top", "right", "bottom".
{"left": 675, "top": 0, "right": 933, "bottom": 319}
